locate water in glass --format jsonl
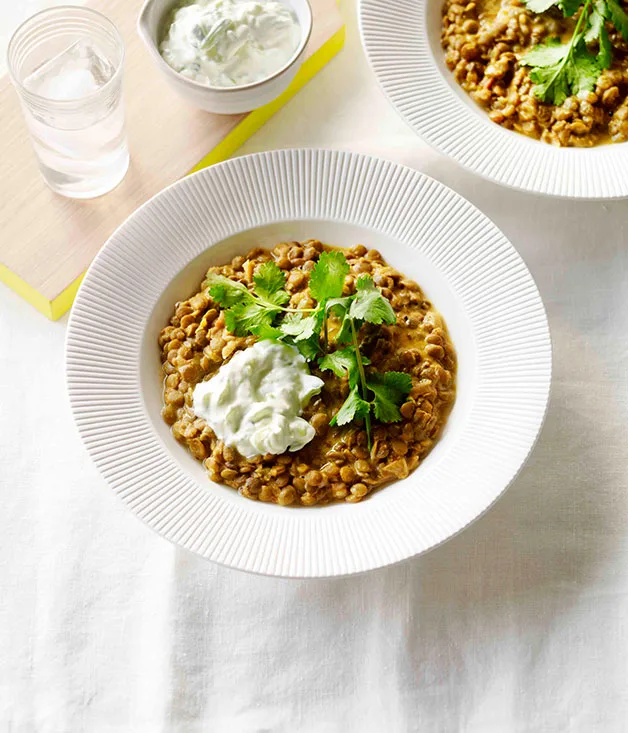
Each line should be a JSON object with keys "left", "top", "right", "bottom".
{"left": 21, "top": 39, "right": 128, "bottom": 198}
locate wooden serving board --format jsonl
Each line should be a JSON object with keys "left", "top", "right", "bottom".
{"left": 0, "top": 0, "right": 344, "bottom": 320}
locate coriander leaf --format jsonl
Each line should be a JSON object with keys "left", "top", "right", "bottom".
{"left": 585, "top": 2, "right": 605, "bottom": 41}
{"left": 523, "top": 35, "right": 600, "bottom": 104}
{"left": 558, "top": 0, "right": 583, "bottom": 16}
{"left": 367, "top": 371, "right": 413, "bottom": 423}
{"left": 330, "top": 386, "right": 371, "bottom": 427}
{"left": 525, "top": 0, "right": 559, "bottom": 12}
{"left": 308, "top": 250, "right": 350, "bottom": 303}
{"left": 524, "top": 0, "right": 612, "bottom": 102}
{"left": 607, "top": 0, "right": 628, "bottom": 39}
{"left": 206, "top": 266, "right": 289, "bottom": 339}
{"left": 205, "top": 272, "right": 253, "bottom": 307}
{"left": 223, "top": 309, "right": 238, "bottom": 335}
{"left": 528, "top": 55, "right": 572, "bottom": 104}
{"left": 594, "top": 0, "right": 608, "bottom": 17}
{"left": 376, "top": 371, "right": 413, "bottom": 394}
{"left": 295, "top": 333, "right": 321, "bottom": 361}
{"left": 319, "top": 347, "right": 371, "bottom": 389}
{"left": 253, "top": 261, "right": 289, "bottom": 306}
{"left": 224, "top": 301, "right": 277, "bottom": 336}
{"left": 280, "top": 312, "right": 319, "bottom": 341}
{"left": 319, "top": 348, "right": 357, "bottom": 382}
{"left": 593, "top": 0, "right": 608, "bottom": 20}
{"left": 335, "top": 312, "right": 357, "bottom": 345}
{"left": 325, "top": 296, "right": 352, "bottom": 316}
{"left": 567, "top": 41, "right": 601, "bottom": 94}
{"left": 325, "top": 296, "right": 353, "bottom": 345}
{"left": 521, "top": 38, "right": 572, "bottom": 105}
{"left": 349, "top": 275, "right": 396, "bottom": 325}
{"left": 597, "top": 24, "right": 612, "bottom": 67}
{"left": 521, "top": 37, "right": 570, "bottom": 68}
{"left": 251, "top": 323, "right": 283, "bottom": 340}
{"left": 585, "top": 2, "right": 612, "bottom": 67}
{"left": 355, "top": 274, "right": 374, "bottom": 291}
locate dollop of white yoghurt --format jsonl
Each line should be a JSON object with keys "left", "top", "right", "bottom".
{"left": 192, "top": 340, "right": 324, "bottom": 459}
{"left": 160, "top": 0, "right": 301, "bottom": 88}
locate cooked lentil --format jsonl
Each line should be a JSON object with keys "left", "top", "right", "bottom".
{"left": 159, "top": 241, "right": 457, "bottom": 506}
{"left": 442, "top": 0, "right": 628, "bottom": 146}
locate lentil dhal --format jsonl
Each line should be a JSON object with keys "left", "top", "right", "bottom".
{"left": 442, "top": 0, "right": 628, "bottom": 146}
{"left": 159, "top": 241, "right": 456, "bottom": 506}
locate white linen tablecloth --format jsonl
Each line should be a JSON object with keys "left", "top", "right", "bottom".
{"left": 2, "top": 1, "right": 628, "bottom": 730}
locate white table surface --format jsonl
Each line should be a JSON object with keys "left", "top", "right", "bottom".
{"left": 2, "top": 1, "right": 628, "bottom": 731}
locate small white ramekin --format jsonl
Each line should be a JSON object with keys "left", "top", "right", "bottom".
{"left": 138, "top": 0, "right": 313, "bottom": 115}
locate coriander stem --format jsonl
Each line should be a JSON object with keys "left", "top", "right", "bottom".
{"left": 349, "top": 317, "right": 372, "bottom": 449}
{"left": 265, "top": 302, "right": 317, "bottom": 314}
{"left": 322, "top": 300, "right": 343, "bottom": 353}
{"left": 204, "top": 287, "right": 316, "bottom": 314}
{"left": 573, "top": 0, "right": 592, "bottom": 38}
{"left": 255, "top": 289, "right": 317, "bottom": 314}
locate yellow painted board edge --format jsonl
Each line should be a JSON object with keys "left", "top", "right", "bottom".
{"left": 50, "top": 271, "right": 86, "bottom": 320}
{"left": 0, "top": 23, "right": 345, "bottom": 322}
{"left": 0, "top": 261, "right": 56, "bottom": 320}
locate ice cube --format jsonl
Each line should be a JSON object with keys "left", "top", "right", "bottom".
{"left": 23, "top": 39, "right": 114, "bottom": 101}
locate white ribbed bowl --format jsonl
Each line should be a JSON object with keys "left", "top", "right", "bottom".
{"left": 66, "top": 150, "right": 551, "bottom": 577}
{"left": 359, "top": 0, "right": 628, "bottom": 199}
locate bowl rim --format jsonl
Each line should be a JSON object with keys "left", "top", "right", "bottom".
{"left": 65, "top": 149, "right": 552, "bottom": 577}
{"left": 359, "top": 0, "right": 628, "bottom": 199}
{"left": 137, "top": 0, "right": 313, "bottom": 94}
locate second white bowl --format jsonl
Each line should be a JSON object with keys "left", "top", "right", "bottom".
{"left": 359, "top": 0, "right": 628, "bottom": 199}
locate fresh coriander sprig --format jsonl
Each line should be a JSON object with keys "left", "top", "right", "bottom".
{"left": 207, "top": 250, "right": 350, "bottom": 357}
{"left": 521, "top": 0, "right": 628, "bottom": 104}
{"left": 316, "top": 275, "right": 406, "bottom": 447}
{"left": 347, "top": 316, "right": 373, "bottom": 447}
{"left": 320, "top": 316, "right": 412, "bottom": 448}
{"left": 205, "top": 261, "right": 313, "bottom": 337}
{"left": 207, "top": 250, "right": 413, "bottom": 446}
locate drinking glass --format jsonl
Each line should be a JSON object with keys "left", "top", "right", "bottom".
{"left": 7, "top": 6, "right": 129, "bottom": 199}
